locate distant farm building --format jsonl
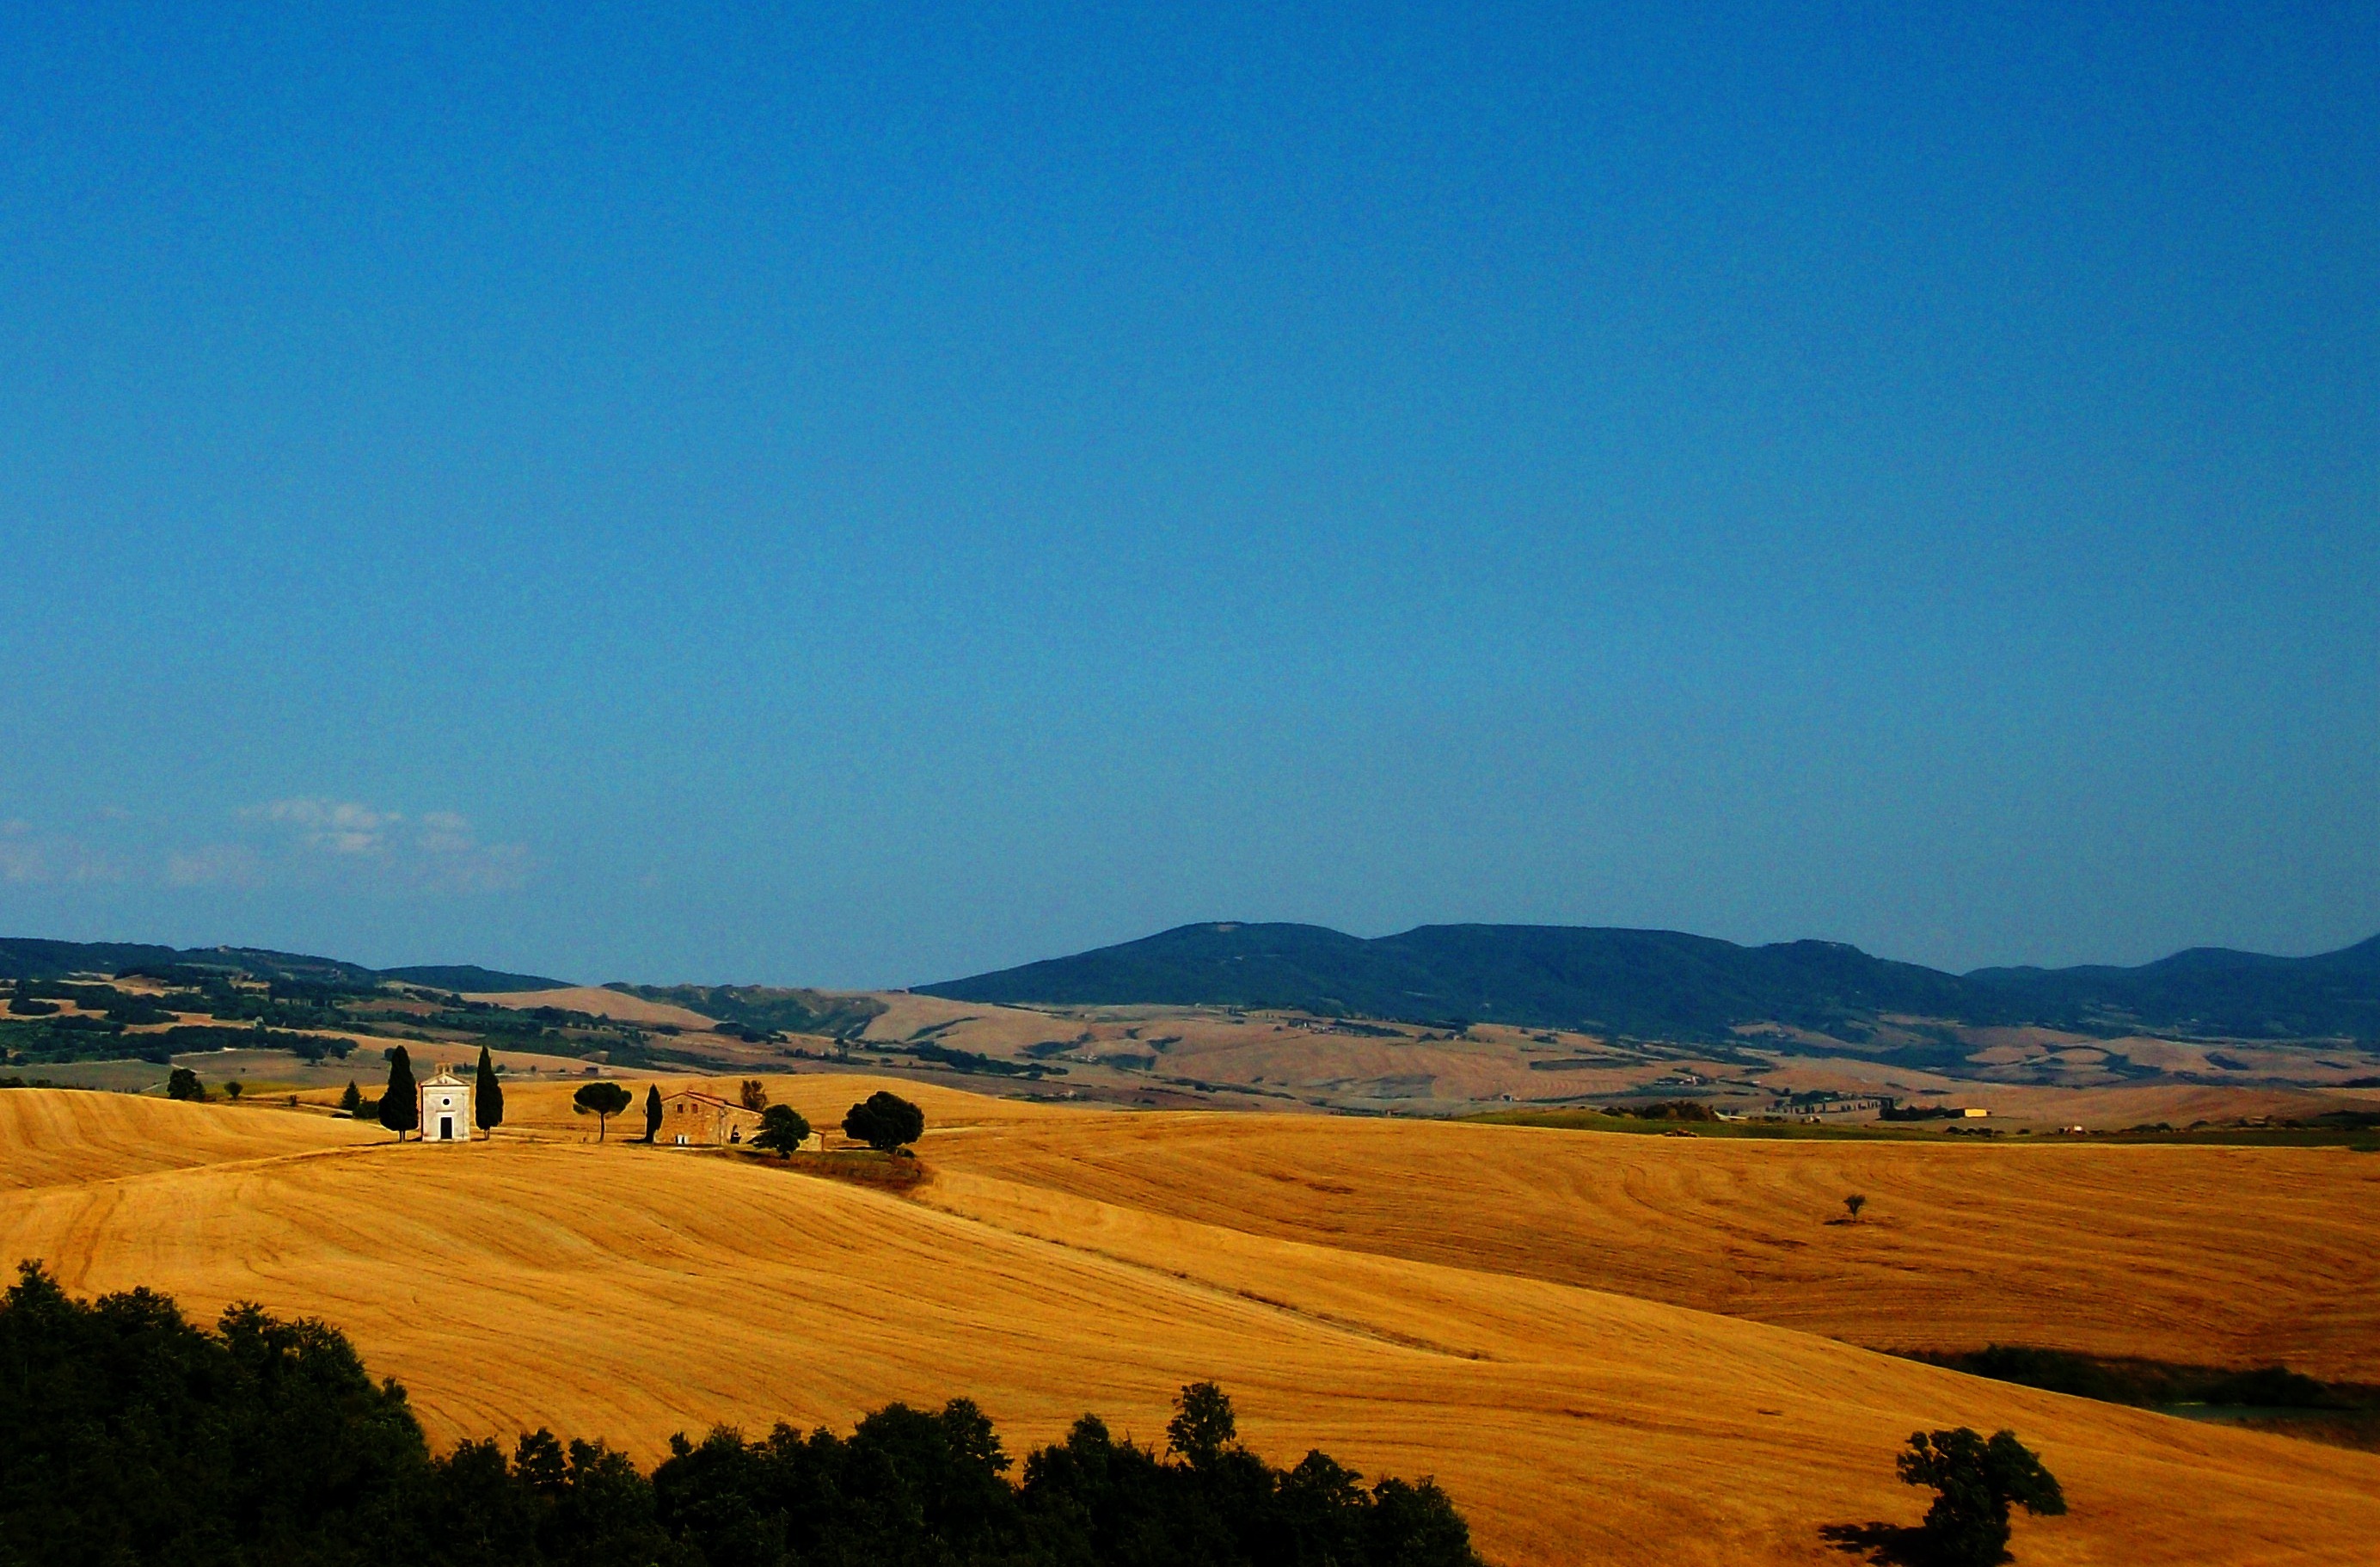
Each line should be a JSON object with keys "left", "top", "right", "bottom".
{"left": 417, "top": 1070, "right": 470, "bottom": 1144}
{"left": 657, "top": 1088, "right": 818, "bottom": 1148}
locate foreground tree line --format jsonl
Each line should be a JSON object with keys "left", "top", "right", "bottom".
{"left": 0, "top": 1263, "right": 1483, "bottom": 1567}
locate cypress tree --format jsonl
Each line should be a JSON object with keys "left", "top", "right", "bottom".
{"left": 378, "top": 1047, "right": 419, "bottom": 1140}
{"left": 642, "top": 1084, "right": 662, "bottom": 1143}
{"left": 338, "top": 1080, "right": 361, "bottom": 1115}
{"left": 474, "top": 1046, "right": 504, "bottom": 1139}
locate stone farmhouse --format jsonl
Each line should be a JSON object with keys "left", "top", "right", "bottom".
{"left": 659, "top": 1088, "right": 762, "bottom": 1146}
{"left": 659, "top": 1087, "right": 821, "bottom": 1149}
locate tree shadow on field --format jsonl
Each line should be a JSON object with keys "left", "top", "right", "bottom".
{"left": 1819, "top": 1521, "right": 1929, "bottom": 1564}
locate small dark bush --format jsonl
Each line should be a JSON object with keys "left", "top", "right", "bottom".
{"left": 843, "top": 1090, "right": 926, "bottom": 1153}
{"left": 1897, "top": 1427, "right": 2064, "bottom": 1565}
{"left": 751, "top": 1103, "right": 812, "bottom": 1156}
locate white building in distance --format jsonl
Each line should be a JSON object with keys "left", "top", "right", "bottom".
{"left": 418, "top": 1069, "right": 470, "bottom": 1144}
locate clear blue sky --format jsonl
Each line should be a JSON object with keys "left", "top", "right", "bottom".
{"left": 2, "top": 3, "right": 2372, "bottom": 986}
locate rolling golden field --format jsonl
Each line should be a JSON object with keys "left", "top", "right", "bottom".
{"left": 1, "top": 1077, "right": 2373, "bottom": 1565}
{"left": 914, "top": 1107, "right": 2380, "bottom": 1380}
{"left": 461, "top": 986, "right": 724, "bottom": 1029}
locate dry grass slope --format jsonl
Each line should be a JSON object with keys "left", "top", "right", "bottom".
{"left": 0, "top": 1082, "right": 2372, "bottom": 1566}
{"left": 919, "top": 1111, "right": 2380, "bottom": 1381}
{"left": 461, "top": 986, "right": 721, "bottom": 1029}
{"left": 0, "top": 1091, "right": 382, "bottom": 1190}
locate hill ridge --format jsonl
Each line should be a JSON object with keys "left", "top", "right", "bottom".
{"left": 917, "top": 920, "right": 2380, "bottom": 1042}
{"left": 0, "top": 938, "right": 565, "bottom": 992}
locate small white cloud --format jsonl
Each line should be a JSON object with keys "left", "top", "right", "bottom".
{"left": 417, "top": 810, "right": 474, "bottom": 854}
{"left": 251, "top": 798, "right": 402, "bottom": 856}
{"left": 412, "top": 812, "right": 528, "bottom": 892}
{"left": 432, "top": 841, "right": 530, "bottom": 894}
{"left": 167, "top": 844, "right": 263, "bottom": 889}
{"left": 235, "top": 798, "right": 527, "bottom": 894}
{"left": 4, "top": 847, "right": 123, "bottom": 885}
{"left": 0, "top": 820, "right": 125, "bottom": 885}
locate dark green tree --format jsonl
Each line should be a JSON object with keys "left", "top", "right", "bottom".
{"left": 165, "top": 1066, "right": 205, "bottom": 1102}
{"left": 474, "top": 1045, "right": 504, "bottom": 1139}
{"left": 574, "top": 1081, "right": 633, "bottom": 1141}
{"left": 6, "top": 983, "right": 57, "bottom": 1017}
{"left": 378, "top": 1047, "right": 419, "bottom": 1140}
{"left": 0, "top": 1275, "right": 1492, "bottom": 1567}
{"left": 642, "top": 1084, "right": 663, "bottom": 1143}
{"left": 1166, "top": 1380, "right": 1238, "bottom": 1469}
{"left": 1897, "top": 1427, "right": 2066, "bottom": 1566}
{"left": 338, "top": 1079, "right": 362, "bottom": 1115}
{"left": 224, "top": 1081, "right": 243, "bottom": 1102}
{"left": 751, "top": 1103, "right": 812, "bottom": 1157}
{"left": 842, "top": 1091, "right": 925, "bottom": 1153}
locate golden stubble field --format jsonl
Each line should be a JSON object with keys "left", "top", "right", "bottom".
{"left": 912, "top": 1107, "right": 2380, "bottom": 1380}
{"left": 0, "top": 1078, "right": 2373, "bottom": 1566}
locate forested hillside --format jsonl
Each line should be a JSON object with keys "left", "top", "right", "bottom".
{"left": 919, "top": 923, "right": 2380, "bottom": 1042}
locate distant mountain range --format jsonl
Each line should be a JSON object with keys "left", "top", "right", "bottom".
{"left": 0, "top": 939, "right": 565, "bottom": 994}
{"left": 9, "top": 923, "right": 2375, "bottom": 1044}
{"left": 917, "top": 923, "right": 2380, "bottom": 1042}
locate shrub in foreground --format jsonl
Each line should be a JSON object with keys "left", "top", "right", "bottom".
{"left": 1897, "top": 1426, "right": 2064, "bottom": 1565}
{"left": 0, "top": 1263, "right": 1481, "bottom": 1567}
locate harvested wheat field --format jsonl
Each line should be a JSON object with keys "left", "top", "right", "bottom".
{"left": 460, "top": 986, "right": 722, "bottom": 1029}
{"left": 0, "top": 1088, "right": 383, "bottom": 1189}
{"left": 912, "top": 1108, "right": 2380, "bottom": 1380}
{"left": 1, "top": 1081, "right": 2374, "bottom": 1565}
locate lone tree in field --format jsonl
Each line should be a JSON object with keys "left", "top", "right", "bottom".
{"left": 642, "top": 1084, "right": 662, "bottom": 1143}
{"left": 166, "top": 1067, "right": 205, "bottom": 1102}
{"left": 739, "top": 1079, "right": 769, "bottom": 1112}
{"left": 574, "top": 1080, "right": 633, "bottom": 1141}
{"left": 338, "top": 1079, "right": 361, "bottom": 1115}
{"left": 1166, "top": 1380, "right": 1238, "bottom": 1470}
{"left": 842, "top": 1091, "right": 924, "bottom": 1154}
{"left": 751, "top": 1103, "right": 811, "bottom": 1157}
{"left": 224, "top": 1081, "right": 243, "bottom": 1102}
{"left": 378, "top": 1048, "right": 419, "bottom": 1140}
{"left": 1897, "top": 1427, "right": 2065, "bottom": 1566}
{"left": 474, "top": 1046, "right": 504, "bottom": 1139}
{"left": 1844, "top": 1194, "right": 1868, "bottom": 1222}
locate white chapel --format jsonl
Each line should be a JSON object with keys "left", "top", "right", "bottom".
{"left": 416, "top": 1069, "right": 471, "bottom": 1144}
